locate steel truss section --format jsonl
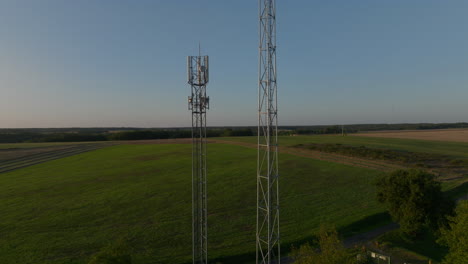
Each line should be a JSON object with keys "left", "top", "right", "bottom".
{"left": 257, "top": 0, "right": 280, "bottom": 263}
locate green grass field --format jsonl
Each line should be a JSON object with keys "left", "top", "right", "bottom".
{"left": 0, "top": 142, "right": 386, "bottom": 264}
{"left": 218, "top": 135, "right": 468, "bottom": 158}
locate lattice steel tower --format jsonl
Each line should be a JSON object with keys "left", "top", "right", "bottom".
{"left": 257, "top": 0, "right": 280, "bottom": 263}
{"left": 187, "top": 54, "right": 209, "bottom": 264}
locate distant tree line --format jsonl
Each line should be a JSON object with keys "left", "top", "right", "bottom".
{"left": 0, "top": 128, "right": 255, "bottom": 143}
{"left": 0, "top": 122, "right": 466, "bottom": 143}
{"left": 292, "top": 122, "right": 468, "bottom": 135}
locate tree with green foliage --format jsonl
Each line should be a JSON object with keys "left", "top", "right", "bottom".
{"left": 376, "top": 169, "right": 453, "bottom": 235}
{"left": 290, "top": 225, "right": 361, "bottom": 264}
{"left": 438, "top": 200, "right": 468, "bottom": 264}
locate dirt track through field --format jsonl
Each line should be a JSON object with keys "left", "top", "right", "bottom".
{"left": 356, "top": 128, "right": 468, "bottom": 142}
{"left": 212, "top": 140, "right": 405, "bottom": 172}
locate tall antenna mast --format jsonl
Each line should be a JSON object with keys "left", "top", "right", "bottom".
{"left": 257, "top": 0, "right": 280, "bottom": 263}
{"left": 188, "top": 52, "right": 210, "bottom": 264}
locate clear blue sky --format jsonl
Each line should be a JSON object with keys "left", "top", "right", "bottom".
{"left": 0, "top": 0, "right": 467, "bottom": 128}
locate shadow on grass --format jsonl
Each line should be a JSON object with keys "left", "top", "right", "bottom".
{"left": 445, "top": 180, "right": 468, "bottom": 200}
{"left": 378, "top": 229, "right": 448, "bottom": 262}
{"left": 339, "top": 212, "right": 392, "bottom": 237}
{"left": 200, "top": 212, "right": 392, "bottom": 264}
{"left": 193, "top": 183, "right": 464, "bottom": 263}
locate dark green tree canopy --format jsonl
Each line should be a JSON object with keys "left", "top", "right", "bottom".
{"left": 290, "top": 225, "right": 366, "bottom": 264}
{"left": 376, "top": 169, "right": 452, "bottom": 235}
{"left": 438, "top": 201, "right": 468, "bottom": 264}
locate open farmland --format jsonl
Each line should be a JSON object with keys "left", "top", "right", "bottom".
{"left": 0, "top": 143, "right": 112, "bottom": 173}
{"left": 0, "top": 142, "right": 103, "bottom": 150}
{"left": 0, "top": 135, "right": 466, "bottom": 264}
{"left": 217, "top": 135, "right": 468, "bottom": 158}
{"left": 0, "top": 141, "right": 387, "bottom": 264}
{"left": 356, "top": 128, "right": 468, "bottom": 143}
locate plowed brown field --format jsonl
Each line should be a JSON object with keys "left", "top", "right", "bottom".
{"left": 356, "top": 128, "right": 468, "bottom": 143}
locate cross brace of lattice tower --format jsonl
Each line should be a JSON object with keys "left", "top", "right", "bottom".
{"left": 257, "top": 0, "right": 280, "bottom": 263}
{"left": 187, "top": 55, "right": 210, "bottom": 264}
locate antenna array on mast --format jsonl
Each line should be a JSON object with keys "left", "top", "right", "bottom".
{"left": 188, "top": 54, "right": 210, "bottom": 264}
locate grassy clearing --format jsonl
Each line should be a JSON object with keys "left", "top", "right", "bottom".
{"left": 218, "top": 135, "right": 468, "bottom": 158}
{"left": 0, "top": 143, "right": 386, "bottom": 264}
